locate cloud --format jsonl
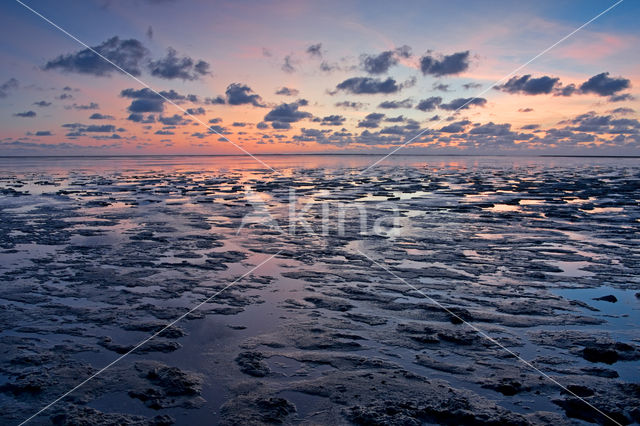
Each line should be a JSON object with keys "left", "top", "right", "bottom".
{"left": 495, "top": 74, "right": 559, "bottom": 95}
{"left": 335, "top": 101, "right": 366, "bottom": 110}
{"left": 147, "top": 47, "right": 211, "bottom": 80}
{"left": 121, "top": 87, "right": 191, "bottom": 101}
{"left": 319, "top": 115, "right": 346, "bottom": 126}
{"left": 282, "top": 55, "right": 296, "bottom": 73}
{"left": 186, "top": 107, "right": 206, "bottom": 115}
{"left": 518, "top": 108, "right": 534, "bottom": 112}
{"left": 379, "top": 98, "right": 413, "bottom": 109}
{"left": 35, "top": 131, "right": 53, "bottom": 136}
{"left": 14, "top": 111, "right": 36, "bottom": 118}
{"left": 439, "top": 120, "right": 470, "bottom": 133}
{"left": 225, "top": 83, "right": 264, "bottom": 106}
{"left": 84, "top": 124, "right": 116, "bottom": 132}
{"left": 275, "top": 87, "right": 299, "bottom": 96}
{"left": 609, "top": 93, "right": 634, "bottom": 102}
{"left": 335, "top": 77, "right": 400, "bottom": 94}
{"left": 127, "top": 113, "right": 155, "bottom": 123}
{"left": 158, "top": 114, "right": 189, "bottom": 125}
{"left": 579, "top": 72, "right": 630, "bottom": 96}
{"left": 0, "top": 78, "right": 18, "bottom": 98}
{"left": 33, "top": 100, "right": 52, "bottom": 107}
{"left": 463, "top": 82, "right": 482, "bottom": 90}
{"left": 44, "top": 36, "right": 148, "bottom": 76}
{"left": 432, "top": 83, "right": 451, "bottom": 92}
{"left": 440, "top": 97, "right": 487, "bottom": 110}
{"left": 306, "top": 43, "right": 322, "bottom": 58}
{"left": 271, "top": 121, "right": 291, "bottom": 129}
{"left": 358, "top": 112, "right": 385, "bottom": 128}
{"left": 204, "top": 96, "right": 226, "bottom": 105}
{"left": 415, "top": 96, "right": 442, "bottom": 111}
{"left": 361, "top": 48, "right": 403, "bottom": 75}
{"left": 128, "top": 98, "right": 164, "bottom": 112}
{"left": 264, "top": 102, "right": 311, "bottom": 124}
{"left": 89, "top": 113, "right": 114, "bottom": 119}
{"left": 68, "top": 102, "right": 100, "bottom": 110}
{"left": 256, "top": 122, "right": 269, "bottom": 129}
{"left": 420, "top": 51, "right": 470, "bottom": 76}
{"left": 208, "top": 117, "right": 222, "bottom": 124}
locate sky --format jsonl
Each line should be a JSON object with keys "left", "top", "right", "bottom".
{"left": 0, "top": 0, "right": 639, "bottom": 156}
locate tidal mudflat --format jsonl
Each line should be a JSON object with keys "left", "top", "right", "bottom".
{"left": 0, "top": 155, "right": 639, "bottom": 425}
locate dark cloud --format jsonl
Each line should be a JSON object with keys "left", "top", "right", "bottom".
{"left": 57, "top": 93, "right": 73, "bottom": 100}
{"left": 306, "top": 43, "right": 322, "bottom": 58}
{"left": 361, "top": 49, "right": 403, "bottom": 74}
{"left": 555, "top": 83, "right": 577, "bottom": 97}
{"left": 225, "top": 83, "right": 264, "bottom": 107}
{"left": 147, "top": 48, "right": 211, "bottom": 80}
{"left": 84, "top": 124, "right": 116, "bottom": 132}
{"left": 420, "top": 51, "right": 470, "bottom": 76}
{"left": 127, "top": 113, "right": 155, "bottom": 123}
{"left": 335, "top": 77, "right": 400, "bottom": 94}
{"left": 378, "top": 98, "right": 413, "bottom": 109}
{"left": 128, "top": 99, "right": 164, "bottom": 113}
{"left": 204, "top": 96, "right": 226, "bottom": 105}
{"left": 579, "top": 72, "right": 630, "bottom": 96}
{"left": 320, "top": 61, "right": 340, "bottom": 72}
{"left": 385, "top": 115, "right": 406, "bottom": 123}
{"left": 415, "top": 96, "right": 442, "bottom": 112}
{"left": 232, "top": 122, "right": 247, "bottom": 127}
{"left": 440, "top": 97, "right": 487, "bottom": 110}
{"left": 89, "top": 113, "right": 114, "bottom": 120}
{"left": 15, "top": 111, "right": 36, "bottom": 118}
{"left": 158, "top": 114, "right": 189, "bottom": 126}
{"left": 0, "top": 78, "right": 18, "bottom": 98}
{"left": 185, "top": 107, "right": 206, "bottom": 115}
{"left": 44, "top": 36, "right": 148, "bottom": 76}
{"left": 275, "top": 87, "right": 299, "bottom": 96}
{"left": 33, "top": 100, "right": 52, "bottom": 107}
{"left": 518, "top": 108, "right": 534, "bottom": 112}
{"left": 271, "top": 121, "right": 291, "bottom": 130}
{"left": 495, "top": 74, "right": 559, "bottom": 95}
{"left": 121, "top": 87, "right": 189, "bottom": 101}
{"left": 208, "top": 117, "right": 222, "bottom": 124}
{"left": 440, "top": 120, "right": 470, "bottom": 133}
{"left": 320, "top": 115, "right": 346, "bottom": 126}
{"left": 264, "top": 102, "right": 311, "bottom": 124}
{"left": 35, "top": 131, "right": 52, "bottom": 136}
{"left": 256, "top": 122, "right": 269, "bottom": 129}
{"left": 358, "top": 113, "right": 385, "bottom": 128}
{"left": 155, "top": 130, "right": 174, "bottom": 135}
{"left": 335, "top": 101, "right": 366, "bottom": 110}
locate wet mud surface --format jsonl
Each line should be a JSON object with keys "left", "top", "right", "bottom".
{"left": 0, "top": 156, "right": 639, "bottom": 425}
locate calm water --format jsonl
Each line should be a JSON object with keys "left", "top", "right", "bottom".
{"left": 1, "top": 155, "right": 639, "bottom": 425}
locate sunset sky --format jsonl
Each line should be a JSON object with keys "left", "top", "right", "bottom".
{"left": 1, "top": 0, "right": 639, "bottom": 155}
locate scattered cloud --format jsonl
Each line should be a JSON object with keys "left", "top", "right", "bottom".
{"left": 33, "top": 100, "right": 52, "bottom": 107}
{"left": 420, "top": 50, "right": 470, "bottom": 76}
{"left": 495, "top": 74, "right": 559, "bottom": 95}
{"left": 44, "top": 36, "right": 148, "bottom": 76}
{"left": 416, "top": 96, "right": 442, "bottom": 112}
{"left": 335, "top": 77, "right": 400, "bottom": 94}
{"left": 439, "top": 97, "right": 487, "bottom": 110}
{"left": 225, "top": 83, "right": 264, "bottom": 107}
{"left": 147, "top": 47, "right": 211, "bottom": 80}
{"left": 14, "top": 111, "right": 36, "bottom": 118}
{"left": 275, "top": 87, "right": 299, "bottom": 96}
{"left": 579, "top": 72, "right": 630, "bottom": 97}
{"left": 306, "top": 43, "right": 322, "bottom": 58}
{"left": 379, "top": 98, "right": 413, "bottom": 109}
{"left": 360, "top": 45, "right": 411, "bottom": 75}
{"left": 89, "top": 113, "right": 114, "bottom": 119}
